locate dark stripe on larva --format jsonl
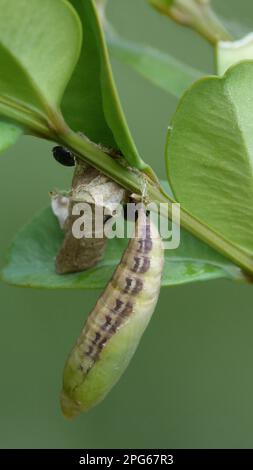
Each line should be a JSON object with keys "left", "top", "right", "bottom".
{"left": 85, "top": 298, "right": 134, "bottom": 367}
{"left": 109, "top": 323, "right": 118, "bottom": 335}
{"left": 101, "top": 315, "right": 112, "bottom": 331}
{"left": 120, "top": 301, "right": 133, "bottom": 317}
{"left": 86, "top": 345, "right": 94, "bottom": 357}
{"left": 98, "top": 338, "right": 107, "bottom": 350}
{"left": 79, "top": 209, "right": 158, "bottom": 374}
{"left": 111, "top": 298, "right": 133, "bottom": 316}
{"left": 92, "top": 332, "right": 101, "bottom": 345}
{"left": 114, "top": 298, "right": 124, "bottom": 312}
{"left": 124, "top": 277, "right": 143, "bottom": 294}
{"left": 140, "top": 223, "right": 151, "bottom": 239}
{"left": 132, "top": 256, "right": 150, "bottom": 273}
{"left": 137, "top": 239, "right": 153, "bottom": 254}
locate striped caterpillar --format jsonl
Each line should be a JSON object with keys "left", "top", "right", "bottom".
{"left": 60, "top": 205, "right": 164, "bottom": 418}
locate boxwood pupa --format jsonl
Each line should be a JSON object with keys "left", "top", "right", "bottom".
{"left": 51, "top": 148, "right": 125, "bottom": 274}
{"left": 60, "top": 204, "right": 164, "bottom": 418}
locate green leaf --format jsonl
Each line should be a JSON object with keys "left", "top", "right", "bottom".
{"left": 0, "top": 0, "right": 82, "bottom": 126}
{"left": 0, "top": 121, "right": 22, "bottom": 154}
{"left": 106, "top": 25, "right": 202, "bottom": 98}
{"left": 64, "top": 0, "right": 148, "bottom": 171}
{"left": 217, "top": 33, "right": 253, "bottom": 75}
{"left": 1, "top": 204, "right": 242, "bottom": 291}
{"left": 166, "top": 61, "right": 253, "bottom": 260}
{"left": 62, "top": 0, "right": 116, "bottom": 147}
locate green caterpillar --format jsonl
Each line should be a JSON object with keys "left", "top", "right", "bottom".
{"left": 60, "top": 206, "right": 164, "bottom": 418}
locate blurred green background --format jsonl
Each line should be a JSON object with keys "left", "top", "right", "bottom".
{"left": 0, "top": 0, "right": 253, "bottom": 449}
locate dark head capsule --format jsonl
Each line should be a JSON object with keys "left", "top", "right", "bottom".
{"left": 52, "top": 146, "right": 75, "bottom": 167}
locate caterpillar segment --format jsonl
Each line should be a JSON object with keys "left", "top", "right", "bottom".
{"left": 61, "top": 207, "right": 164, "bottom": 418}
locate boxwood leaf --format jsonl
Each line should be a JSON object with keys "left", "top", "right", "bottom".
{"left": 0, "top": 0, "right": 82, "bottom": 125}
{"left": 1, "top": 202, "right": 242, "bottom": 290}
{"left": 64, "top": 0, "right": 149, "bottom": 171}
{"left": 62, "top": 0, "right": 116, "bottom": 147}
{"left": 166, "top": 61, "right": 253, "bottom": 259}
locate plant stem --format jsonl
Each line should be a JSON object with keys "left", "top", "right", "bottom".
{"left": 62, "top": 129, "right": 146, "bottom": 194}
{"left": 62, "top": 128, "right": 253, "bottom": 276}
{"left": 149, "top": 0, "right": 232, "bottom": 45}
{"left": 0, "top": 97, "right": 51, "bottom": 138}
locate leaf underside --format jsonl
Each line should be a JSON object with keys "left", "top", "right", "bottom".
{"left": 0, "top": 0, "right": 82, "bottom": 152}
{"left": 62, "top": 0, "right": 116, "bottom": 147}
{"left": 64, "top": 0, "right": 147, "bottom": 171}
{"left": 0, "top": 0, "right": 82, "bottom": 116}
{"left": 167, "top": 61, "right": 253, "bottom": 260}
{"left": 1, "top": 206, "right": 242, "bottom": 291}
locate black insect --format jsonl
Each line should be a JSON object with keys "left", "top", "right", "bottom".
{"left": 52, "top": 146, "right": 76, "bottom": 167}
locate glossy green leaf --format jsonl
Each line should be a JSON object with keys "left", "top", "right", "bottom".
{"left": 106, "top": 25, "right": 202, "bottom": 98}
{"left": 64, "top": 0, "right": 148, "bottom": 171}
{"left": 62, "top": 0, "right": 116, "bottom": 147}
{"left": 0, "top": 0, "right": 82, "bottom": 125}
{"left": 217, "top": 33, "right": 253, "bottom": 75}
{"left": 166, "top": 61, "right": 253, "bottom": 260}
{"left": 1, "top": 204, "right": 243, "bottom": 291}
{"left": 0, "top": 121, "right": 22, "bottom": 154}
